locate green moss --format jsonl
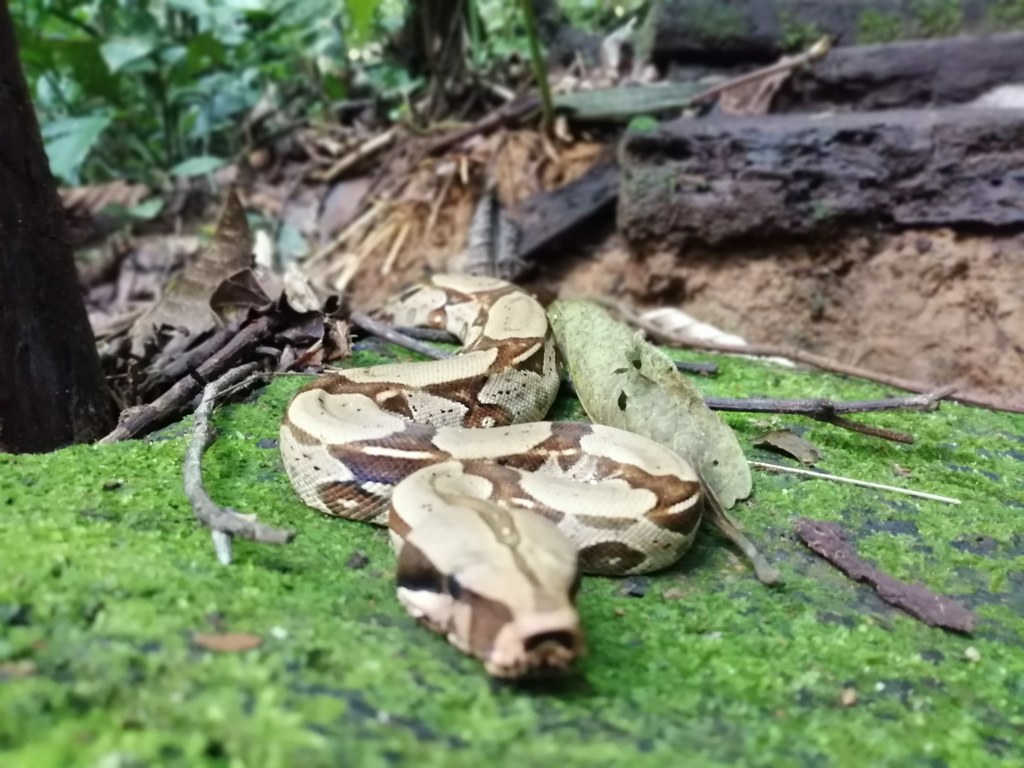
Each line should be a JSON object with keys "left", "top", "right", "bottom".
{"left": 987, "top": 0, "right": 1024, "bottom": 26}
{"left": 679, "top": 0, "right": 747, "bottom": 44}
{"left": 856, "top": 9, "right": 907, "bottom": 44}
{"left": 911, "top": 0, "right": 963, "bottom": 36}
{"left": 779, "top": 12, "right": 823, "bottom": 51}
{"left": 1, "top": 343, "right": 1023, "bottom": 767}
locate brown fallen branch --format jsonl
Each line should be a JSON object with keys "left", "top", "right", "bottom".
{"left": 141, "top": 323, "right": 239, "bottom": 393}
{"left": 793, "top": 517, "right": 975, "bottom": 634}
{"left": 706, "top": 387, "right": 957, "bottom": 444}
{"left": 184, "top": 363, "right": 295, "bottom": 565}
{"left": 313, "top": 127, "right": 397, "bottom": 183}
{"left": 99, "top": 315, "right": 278, "bottom": 443}
{"left": 425, "top": 94, "right": 540, "bottom": 156}
{"left": 350, "top": 312, "right": 451, "bottom": 361}
{"left": 615, "top": 305, "right": 1022, "bottom": 414}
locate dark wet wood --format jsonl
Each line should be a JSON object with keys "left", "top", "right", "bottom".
{"left": 618, "top": 106, "right": 1024, "bottom": 250}
{"left": 0, "top": 2, "right": 116, "bottom": 453}
{"left": 776, "top": 33, "right": 1024, "bottom": 112}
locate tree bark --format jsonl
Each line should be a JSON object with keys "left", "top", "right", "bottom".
{"left": 618, "top": 106, "right": 1024, "bottom": 250}
{"left": 0, "top": 3, "right": 116, "bottom": 453}
{"left": 775, "top": 33, "right": 1024, "bottom": 112}
{"left": 642, "top": 0, "right": 1017, "bottom": 65}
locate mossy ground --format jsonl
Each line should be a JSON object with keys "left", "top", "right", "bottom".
{"left": 1, "top": 344, "right": 1022, "bottom": 768}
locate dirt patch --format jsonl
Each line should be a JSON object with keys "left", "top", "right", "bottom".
{"left": 542, "top": 227, "right": 1024, "bottom": 411}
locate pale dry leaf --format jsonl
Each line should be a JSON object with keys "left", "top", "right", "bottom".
{"left": 641, "top": 307, "right": 795, "bottom": 368}
{"left": 282, "top": 262, "right": 322, "bottom": 314}
{"left": 129, "top": 191, "right": 255, "bottom": 354}
{"left": 753, "top": 429, "right": 821, "bottom": 465}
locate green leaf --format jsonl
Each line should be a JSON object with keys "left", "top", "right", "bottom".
{"left": 42, "top": 115, "right": 114, "bottom": 185}
{"left": 101, "top": 37, "right": 158, "bottom": 73}
{"left": 126, "top": 198, "right": 166, "bottom": 220}
{"left": 548, "top": 299, "right": 752, "bottom": 508}
{"left": 169, "top": 155, "right": 228, "bottom": 177}
{"left": 345, "top": 0, "right": 380, "bottom": 43}
{"left": 547, "top": 300, "right": 779, "bottom": 584}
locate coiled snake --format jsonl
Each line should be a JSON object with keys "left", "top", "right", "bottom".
{"left": 280, "top": 274, "right": 703, "bottom": 678}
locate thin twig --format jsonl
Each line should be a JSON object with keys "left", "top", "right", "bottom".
{"left": 425, "top": 94, "right": 539, "bottom": 156}
{"left": 689, "top": 37, "right": 831, "bottom": 107}
{"left": 613, "top": 304, "right": 1021, "bottom": 413}
{"left": 314, "top": 127, "right": 397, "bottom": 183}
{"left": 350, "top": 312, "right": 452, "bottom": 361}
{"left": 185, "top": 364, "right": 295, "bottom": 564}
{"left": 707, "top": 388, "right": 957, "bottom": 444}
{"left": 99, "top": 316, "right": 278, "bottom": 443}
{"left": 750, "top": 461, "right": 961, "bottom": 505}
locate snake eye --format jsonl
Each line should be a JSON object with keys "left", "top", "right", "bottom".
{"left": 445, "top": 573, "right": 464, "bottom": 600}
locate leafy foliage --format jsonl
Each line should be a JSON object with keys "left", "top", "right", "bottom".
{"left": 17, "top": 0, "right": 648, "bottom": 186}
{"left": 14, "top": 0, "right": 391, "bottom": 185}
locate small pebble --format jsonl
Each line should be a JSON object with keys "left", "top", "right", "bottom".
{"left": 346, "top": 551, "right": 370, "bottom": 569}
{"left": 840, "top": 687, "right": 858, "bottom": 707}
{"left": 964, "top": 646, "right": 981, "bottom": 663}
{"left": 270, "top": 626, "right": 288, "bottom": 640}
{"left": 619, "top": 576, "right": 649, "bottom": 598}
{"left": 257, "top": 438, "right": 278, "bottom": 449}
{"left": 613, "top": 607, "right": 625, "bottom": 617}
{"left": 102, "top": 479, "right": 123, "bottom": 491}
{"left": 662, "top": 587, "right": 686, "bottom": 601}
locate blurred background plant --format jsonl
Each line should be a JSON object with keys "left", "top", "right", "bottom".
{"left": 14, "top": 0, "right": 645, "bottom": 187}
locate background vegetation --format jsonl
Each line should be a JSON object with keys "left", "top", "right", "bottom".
{"left": 13, "top": 0, "right": 645, "bottom": 188}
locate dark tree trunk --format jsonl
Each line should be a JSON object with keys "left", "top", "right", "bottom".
{"left": 0, "top": 2, "right": 116, "bottom": 453}
{"left": 643, "top": 0, "right": 1016, "bottom": 65}
{"left": 618, "top": 106, "right": 1024, "bottom": 250}
{"left": 775, "top": 33, "right": 1024, "bottom": 113}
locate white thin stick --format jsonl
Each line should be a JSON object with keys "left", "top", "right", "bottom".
{"left": 749, "top": 461, "right": 962, "bottom": 505}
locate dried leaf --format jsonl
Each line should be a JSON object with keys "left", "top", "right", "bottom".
{"left": 129, "top": 191, "right": 254, "bottom": 354}
{"left": 282, "top": 263, "right": 322, "bottom": 314}
{"left": 754, "top": 429, "right": 821, "bottom": 465}
{"left": 0, "top": 660, "right": 37, "bottom": 678}
{"left": 209, "top": 268, "right": 275, "bottom": 324}
{"left": 794, "top": 518, "right": 976, "bottom": 633}
{"left": 548, "top": 299, "right": 751, "bottom": 507}
{"left": 192, "top": 632, "right": 263, "bottom": 652}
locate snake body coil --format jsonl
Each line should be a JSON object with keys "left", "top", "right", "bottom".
{"left": 280, "top": 274, "right": 702, "bottom": 678}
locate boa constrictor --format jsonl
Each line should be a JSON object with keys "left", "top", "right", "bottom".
{"left": 280, "top": 274, "right": 703, "bottom": 679}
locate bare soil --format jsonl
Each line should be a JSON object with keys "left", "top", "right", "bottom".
{"left": 539, "top": 227, "right": 1024, "bottom": 412}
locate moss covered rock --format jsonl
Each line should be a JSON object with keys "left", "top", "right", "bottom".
{"left": 1, "top": 345, "right": 1022, "bottom": 767}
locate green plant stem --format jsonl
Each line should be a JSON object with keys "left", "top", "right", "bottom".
{"left": 517, "top": 0, "right": 554, "bottom": 136}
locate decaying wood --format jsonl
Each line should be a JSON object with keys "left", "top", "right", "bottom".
{"left": 644, "top": 0, "right": 1011, "bottom": 63}
{"left": 776, "top": 33, "right": 1024, "bottom": 112}
{"left": 618, "top": 106, "right": 1024, "bottom": 251}
{"left": 512, "top": 155, "right": 620, "bottom": 263}
{"left": 0, "top": 2, "right": 117, "bottom": 453}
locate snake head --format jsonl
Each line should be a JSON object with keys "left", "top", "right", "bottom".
{"left": 392, "top": 496, "right": 585, "bottom": 680}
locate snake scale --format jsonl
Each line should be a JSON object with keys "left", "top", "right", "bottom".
{"left": 280, "top": 273, "right": 703, "bottom": 678}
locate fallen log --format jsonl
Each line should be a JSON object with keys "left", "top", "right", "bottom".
{"left": 643, "top": 0, "right": 1016, "bottom": 63}
{"left": 618, "top": 107, "right": 1024, "bottom": 249}
{"left": 776, "top": 33, "right": 1024, "bottom": 111}
{"left": 512, "top": 154, "right": 619, "bottom": 263}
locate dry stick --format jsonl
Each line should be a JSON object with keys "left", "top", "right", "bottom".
{"left": 621, "top": 308, "right": 1022, "bottom": 413}
{"left": 142, "top": 323, "right": 239, "bottom": 392}
{"left": 425, "top": 94, "right": 540, "bottom": 156}
{"left": 184, "top": 364, "right": 295, "bottom": 565}
{"left": 707, "top": 388, "right": 957, "bottom": 444}
{"left": 315, "top": 127, "right": 397, "bottom": 183}
{"left": 99, "top": 315, "right": 277, "bottom": 443}
{"left": 350, "top": 312, "right": 451, "bottom": 361}
{"left": 750, "top": 461, "right": 962, "bottom": 505}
